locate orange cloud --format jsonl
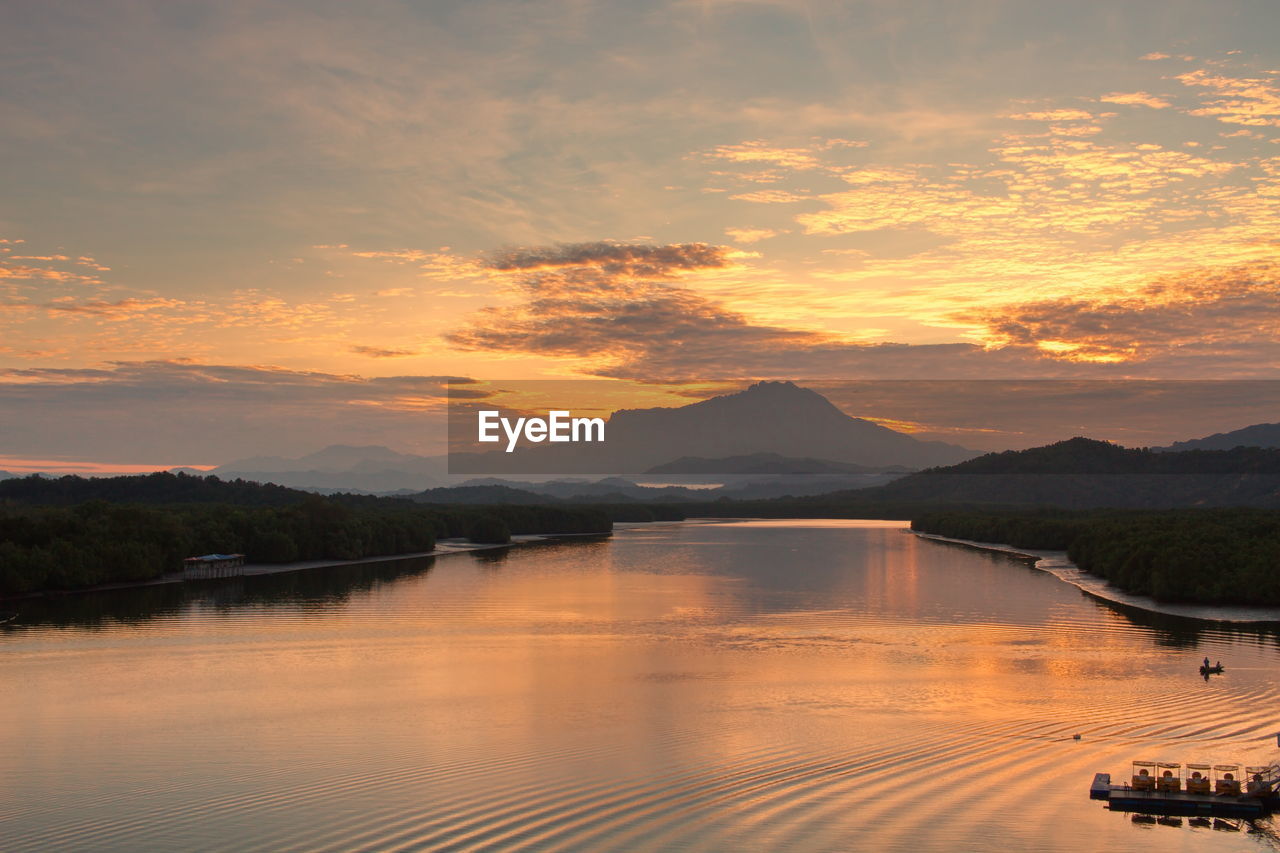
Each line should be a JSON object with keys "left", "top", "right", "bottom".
{"left": 350, "top": 345, "right": 420, "bottom": 358}
{"left": 1100, "top": 91, "right": 1172, "bottom": 109}
{"left": 706, "top": 140, "right": 825, "bottom": 170}
{"left": 957, "top": 262, "right": 1280, "bottom": 365}
{"left": 444, "top": 242, "right": 1193, "bottom": 381}
{"left": 1008, "top": 109, "right": 1094, "bottom": 121}
{"left": 729, "top": 189, "right": 808, "bottom": 204}
{"left": 1177, "top": 68, "right": 1280, "bottom": 127}
{"left": 724, "top": 227, "right": 779, "bottom": 244}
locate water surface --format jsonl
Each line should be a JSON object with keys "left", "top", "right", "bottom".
{"left": 3, "top": 520, "right": 1279, "bottom": 852}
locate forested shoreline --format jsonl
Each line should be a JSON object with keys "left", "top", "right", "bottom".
{"left": 0, "top": 473, "right": 652, "bottom": 596}
{"left": 911, "top": 509, "right": 1280, "bottom": 606}
{"left": 5, "top": 470, "right": 1279, "bottom": 607}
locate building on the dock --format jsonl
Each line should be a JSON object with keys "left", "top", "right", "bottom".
{"left": 182, "top": 553, "right": 246, "bottom": 579}
{"left": 1091, "top": 761, "right": 1280, "bottom": 818}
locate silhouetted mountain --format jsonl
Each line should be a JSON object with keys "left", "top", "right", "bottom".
{"left": 0, "top": 470, "right": 14, "bottom": 481}
{"left": 212, "top": 445, "right": 447, "bottom": 492}
{"left": 645, "top": 452, "right": 900, "bottom": 475}
{"left": 847, "top": 437, "right": 1280, "bottom": 508}
{"left": 452, "top": 381, "right": 976, "bottom": 474}
{"left": 1162, "top": 422, "right": 1280, "bottom": 452}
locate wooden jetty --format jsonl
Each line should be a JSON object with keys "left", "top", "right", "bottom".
{"left": 1091, "top": 762, "right": 1280, "bottom": 818}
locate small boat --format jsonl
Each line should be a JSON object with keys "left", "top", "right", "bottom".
{"left": 1200, "top": 664, "right": 1225, "bottom": 676}
{"left": 0, "top": 611, "right": 17, "bottom": 625}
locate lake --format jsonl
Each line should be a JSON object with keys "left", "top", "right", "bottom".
{"left": 3, "top": 519, "right": 1278, "bottom": 852}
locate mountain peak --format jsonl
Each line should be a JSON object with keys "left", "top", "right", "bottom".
{"left": 745, "top": 380, "right": 800, "bottom": 392}
{"left": 695, "top": 380, "right": 845, "bottom": 416}
{"left": 741, "top": 380, "right": 819, "bottom": 400}
{"left": 599, "top": 380, "right": 974, "bottom": 469}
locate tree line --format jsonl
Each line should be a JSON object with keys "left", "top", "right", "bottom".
{"left": 911, "top": 509, "right": 1280, "bottom": 606}
{"left": 0, "top": 491, "right": 627, "bottom": 596}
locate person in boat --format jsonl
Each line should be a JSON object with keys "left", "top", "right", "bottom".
{"left": 1204, "top": 656, "right": 1211, "bottom": 668}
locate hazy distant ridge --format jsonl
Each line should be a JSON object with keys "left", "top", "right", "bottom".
{"left": 1161, "top": 422, "right": 1280, "bottom": 452}
{"left": 854, "top": 437, "right": 1280, "bottom": 508}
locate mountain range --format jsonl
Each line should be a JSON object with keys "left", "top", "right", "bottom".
{"left": 1161, "top": 422, "right": 1280, "bottom": 452}
{"left": 844, "top": 437, "right": 1280, "bottom": 509}
{"left": 207, "top": 445, "right": 448, "bottom": 492}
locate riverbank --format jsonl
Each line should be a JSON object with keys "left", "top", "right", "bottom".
{"left": 914, "top": 531, "right": 1280, "bottom": 624}
{"left": 1, "top": 532, "right": 606, "bottom": 604}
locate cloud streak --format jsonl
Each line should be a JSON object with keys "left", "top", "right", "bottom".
{"left": 448, "top": 238, "right": 1280, "bottom": 381}
{"left": 958, "top": 262, "right": 1280, "bottom": 366}
{"left": 0, "top": 361, "right": 468, "bottom": 464}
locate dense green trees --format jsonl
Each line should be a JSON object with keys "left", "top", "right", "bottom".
{"left": 911, "top": 509, "right": 1280, "bottom": 606}
{"left": 466, "top": 514, "right": 512, "bottom": 544}
{"left": 0, "top": 498, "right": 442, "bottom": 595}
{"left": 0, "top": 496, "right": 618, "bottom": 596}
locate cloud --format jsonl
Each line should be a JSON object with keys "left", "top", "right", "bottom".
{"left": 350, "top": 345, "right": 420, "bottom": 358}
{"left": 41, "top": 297, "right": 187, "bottom": 318}
{"left": 1177, "top": 68, "right": 1280, "bottom": 127}
{"left": 957, "top": 261, "right": 1280, "bottom": 366}
{"left": 448, "top": 238, "right": 1280, "bottom": 382}
{"left": 1100, "top": 91, "right": 1171, "bottom": 109}
{"left": 446, "top": 241, "right": 1134, "bottom": 381}
{"left": 1008, "top": 109, "right": 1095, "bottom": 122}
{"left": 449, "top": 242, "right": 817, "bottom": 376}
{"left": 484, "top": 241, "right": 729, "bottom": 277}
{"left": 729, "top": 189, "right": 809, "bottom": 204}
{"left": 705, "top": 141, "right": 825, "bottom": 171}
{"left": 0, "top": 361, "right": 468, "bottom": 463}
{"left": 725, "top": 227, "right": 779, "bottom": 244}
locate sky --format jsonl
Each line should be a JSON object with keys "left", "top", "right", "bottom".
{"left": 3, "top": 0, "right": 1280, "bottom": 468}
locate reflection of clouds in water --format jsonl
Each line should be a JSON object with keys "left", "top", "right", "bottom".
{"left": 5, "top": 521, "right": 1280, "bottom": 852}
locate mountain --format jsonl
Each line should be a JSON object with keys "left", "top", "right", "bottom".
{"left": 212, "top": 445, "right": 447, "bottom": 492}
{"left": 452, "top": 381, "right": 976, "bottom": 475}
{"left": 1162, "top": 422, "right": 1280, "bottom": 452}
{"left": 845, "top": 437, "right": 1280, "bottom": 508}
{"left": 0, "top": 470, "right": 14, "bottom": 481}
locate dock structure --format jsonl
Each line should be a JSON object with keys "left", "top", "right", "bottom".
{"left": 182, "top": 553, "right": 246, "bottom": 580}
{"left": 1090, "top": 762, "right": 1280, "bottom": 818}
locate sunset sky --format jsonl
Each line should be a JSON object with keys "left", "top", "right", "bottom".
{"left": 4, "top": 1, "right": 1280, "bottom": 468}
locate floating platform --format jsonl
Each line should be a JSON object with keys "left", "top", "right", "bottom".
{"left": 1090, "top": 773, "right": 1278, "bottom": 818}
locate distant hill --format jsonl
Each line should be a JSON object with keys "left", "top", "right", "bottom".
{"left": 645, "top": 452, "right": 901, "bottom": 475}
{"left": 847, "top": 437, "right": 1280, "bottom": 508}
{"left": 212, "top": 445, "right": 447, "bottom": 492}
{"left": 0, "top": 470, "right": 14, "bottom": 481}
{"left": 419, "top": 471, "right": 909, "bottom": 503}
{"left": 1162, "top": 422, "right": 1280, "bottom": 452}
{"left": 412, "top": 484, "right": 558, "bottom": 505}
{"left": 452, "top": 381, "right": 976, "bottom": 474}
